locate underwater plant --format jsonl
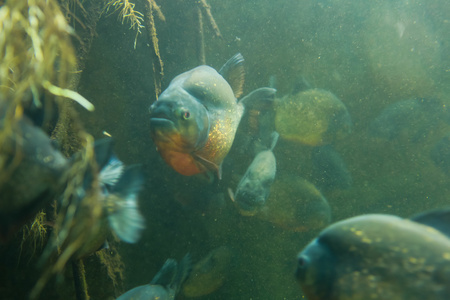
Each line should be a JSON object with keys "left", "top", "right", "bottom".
{"left": 103, "top": 0, "right": 145, "bottom": 48}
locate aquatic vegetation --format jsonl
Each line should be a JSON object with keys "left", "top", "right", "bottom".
{"left": 96, "top": 242, "right": 126, "bottom": 292}
{"left": 144, "top": 0, "right": 165, "bottom": 97}
{"left": 194, "top": 0, "right": 222, "bottom": 64}
{"left": 0, "top": 0, "right": 93, "bottom": 109}
{"left": 0, "top": 0, "right": 94, "bottom": 216}
{"left": 31, "top": 134, "right": 100, "bottom": 299}
{"left": 18, "top": 211, "right": 48, "bottom": 263}
{"left": 103, "top": 0, "right": 145, "bottom": 48}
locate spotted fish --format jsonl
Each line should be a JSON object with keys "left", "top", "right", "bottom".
{"left": 149, "top": 53, "right": 276, "bottom": 178}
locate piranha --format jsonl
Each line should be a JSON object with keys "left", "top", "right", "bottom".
{"left": 56, "top": 138, "right": 146, "bottom": 260}
{"left": 182, "top": 246, "right": 233, "bottom": 298}
{"left": 228, "top": 131, "right": 279, "bottom": 216}
{"left": 31, "top": 139, "right": 147, "bottom": 299}
{"left": 117, "top": 254, "right": 191, "bottom": 300}
{"left": 149, "top": 53, "right": 276, "bottom": 178}
{"left": 0, "top": 98, "right": 68, "bottom": 242}
{"left": 295, "top": 208, "right": 450, "bottom": 300}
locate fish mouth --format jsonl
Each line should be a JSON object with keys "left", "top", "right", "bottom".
{"left": 149, "top": 103, "right": 176, "bottom": 133}
{"left": 149, "top": 117, "right": 178, "bottom": 140}
{"left": 235, "top": 197, "right": 262, "bottom": 216}
{"left": 150, "top": 117, "right": 174, "bottom": 128}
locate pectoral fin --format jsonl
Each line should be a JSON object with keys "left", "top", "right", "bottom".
{"left": 240, "top": 87, "right": 276, "bottom": 109}
{"left": 195, "top": 154, "right": 222, "bottom": 180}
{"left": 410, "top": 207, "right": 450, "bottom": 237}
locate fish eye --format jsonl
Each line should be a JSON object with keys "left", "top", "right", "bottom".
{"left": 297, "top": 255, "right": 309, "bottom": 270}
{"left": 182, "top": 111, "right": 191, "bottom": 120}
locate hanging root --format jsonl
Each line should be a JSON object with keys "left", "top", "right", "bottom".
{"left": 103, "top": 0, "right": 144, "bottom": 48}
{"left": 198, "top": 0, "right": 222, "bottom": 39}
{"left": 145, "top": 0, "right": 164, "bottom": 99}
{"left": 196, "top": 6, "right": 205, "bottom": 65}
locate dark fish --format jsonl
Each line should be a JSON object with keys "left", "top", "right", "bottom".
{"left": 117, "top": 254, "right": 191, "bottom": 300}
{"left": 228, "top": 132, "right": 279, "bottom": 216}
{"left": 258, "top": 176, "right": 331, "bottom": 232}
{"left": 32, "top": 139, "right": 147, "bottom": 299}
{"left": 431, "top": 134, "right": 450, "bottom": 176}
{"left": 369, "top": 98, "right": 449, "bottom": 142}
{"left": 295, "top": 208, "right": 450, "bottom": 300}
{"left": 0, "top": 102, "right": 68, "bottom": 241}
{"left": 311, "top": 145, "right": 352, "bottom": 192}
{"left": 182, "top": 246, "right": 234, "bottom": 298}
{"left": 149, "top": 53, "right": 276, "bottom": 178}
{"left": 60, "top": 139, "right": 146, "bottom": 259}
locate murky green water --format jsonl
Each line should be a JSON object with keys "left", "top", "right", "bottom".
{"left": 2, "top": 0, "right": 450, "bottom": 299}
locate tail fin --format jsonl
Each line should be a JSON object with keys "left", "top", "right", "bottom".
{"left": 106, "top": 164, "right": 146, "bottom": 243}
{"left": 292, "top": 75, "right": 311, "bottom": 95}
{"left": 150, "top": 259, "right": 178, "bottom": 286}
{"left": 269, "top": 75, "right": 277, "bottom": 89}
{"left": 149, "top": 254, "right": 191, "bottom": 294}
{"left": 99, "top": 154, "right": 124, "bottom": 189}
{"left": 93, "top": 138, "right": 115, "bottom": 170}
{"left": 171, "top": 253, "right": 192, "bottom": 293}
{"left": 269, "top": 131, "right": 280, "bottom": 151}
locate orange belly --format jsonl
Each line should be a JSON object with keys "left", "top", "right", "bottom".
{"left": 160, "top": 149, "right": 202, "bottom": 176}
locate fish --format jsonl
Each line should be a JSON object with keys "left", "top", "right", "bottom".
{"left": 369, "top": 98, "right": 450, "bottom": 142}
{"left": 31, "top": 138, "right": 147, "bottom": 299}
{"left": 0, "top": 100, "right": 68, "bottom": 242}
{"left": 274, "top": 88, "right": 352, "bottom": 146}
{"left": 258, "top": 176, "right": 331, "bottom": 232}
{"left": 311, "top": 145, "right": 352, "bottom": 192}
{"left": 62, "top": 138, "right": 146, "bottom": 259}
{"left": 228, "top": 131, "right": 279, "bottom": 216}
{"left": 149, "top": 53, "right": 276, "bottom": 178}
{"left": 431, "top": 134, "right": 450, "bottom": 176}
{"left": 182, "top": 246, "right": 234, "bottom": 298}
{"left": 117, "top": 254, "right": 191, "bottom": 300}
{"left": 295, "top": 208, "right": 450, "bottom": 300}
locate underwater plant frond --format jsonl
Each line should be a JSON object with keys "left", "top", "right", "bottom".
{"left": 103, "top": 0, "right": 144, "bottom": 48}
{"left": 0, "top": 0, "right": 93, "bottom": 110}
{"left": 42, "top": 80, "right": 94, "bottom": 111}
{"left": 0, "top": 0, "right": 94, "bottom": 185}
{"left": 18, "top": 211, "right": 48, "bottom": 264}
{"left": 96, "top": 242, "right": 125, "bottom": 293}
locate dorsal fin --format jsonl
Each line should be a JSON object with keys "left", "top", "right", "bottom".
{"left": 171, "top": 253, "right": 192, "bottom": 293}
{"left": 150, "top": 259, "right": 178, "bottom": 286}
{"left": 269, "top": 131, "right": 280, "bottom": 151}
{"left": 93, "top": 138, "right": 115, "bottom": 170}
{"left": 410, "top": 207, "right": 450, "bottom": 237}
{"left": 292, "top": 75, "right": 311, "bottom": 95}
{"left": 219, "top": 53, "right": 245, "bottom": 98}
